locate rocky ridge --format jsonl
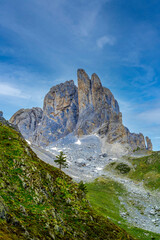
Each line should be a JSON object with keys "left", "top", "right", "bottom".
{"left": 10, "top": 69, "right": 152, "bottom": 151}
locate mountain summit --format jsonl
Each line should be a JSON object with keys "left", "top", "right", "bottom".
{"left": 10, "top": 69, "right": 152, "bottom": 151}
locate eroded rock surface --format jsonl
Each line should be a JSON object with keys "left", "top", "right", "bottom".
{"left": 10, "top": 108, "right": 43, "bottom": 141}
{"left": 33, "top": 80, "right": 79, "bottom": 146}
{"left": 76, "top": 69, "right": 120, "bottom": 136}
{"left": 146, "top": 136, "right": 153, "bottom": 151}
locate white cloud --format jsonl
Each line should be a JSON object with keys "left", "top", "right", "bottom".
{"left": 0, "top": 83, "right": 30, "bottom": 99}
{"left": 97, "top": 36, "right": 115, "bottom": 48}
{"left": 138, "top": 108, "right": 160, "bottom": 125}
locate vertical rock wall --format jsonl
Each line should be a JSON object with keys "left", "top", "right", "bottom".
{"left": 33, "top": 80, "right": 79, "bottom": 146}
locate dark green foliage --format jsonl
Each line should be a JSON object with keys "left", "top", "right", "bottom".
{"left": 0, "top": 122, "right": 136, "bottom": 240}
{"left": 78, "top": 181, "right": 88, "bottom": 194}
{"left": 116, "top": 163, "right": 131, "bottom": 174}
{"left": 105, "top": 162, "right": 131, "bottom": 174}
{"left": 54, "top": 151, "right": 68, "bottom": 170}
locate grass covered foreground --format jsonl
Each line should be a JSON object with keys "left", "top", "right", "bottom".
{"left": 0, "top": 121, "right": 136, "bottom": 239}
{"left": 86, "top": 178, "right": 160, "bottom": 240}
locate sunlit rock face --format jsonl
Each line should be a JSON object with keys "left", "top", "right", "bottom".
{"left": 33, "top": 80, "right": 79, "bottom": 146}
{"left": 10, "top": 69, "right": 152, "bottom": 150}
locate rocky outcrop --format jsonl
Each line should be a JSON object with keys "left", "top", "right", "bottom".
{"left": 10, "top": 108, "right": 43, "bottom": 141}
{"left": 10, "top": 69, "right": 152, "bottom": 150}
{"left": 97, "top": 113, "right": 146, "bottom": 150}
{"left": 146, "top": 136, "right": 153, "bottom": 151}
{"left": 76, "top": 69, "right": 120, "bottom": 136}
{"left": 32, "top": 80, "right": 79, "bottom": 146}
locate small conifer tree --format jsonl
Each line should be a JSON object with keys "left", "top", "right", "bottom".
{"left": 54, "top": 151, "right": 68, "bottom": 170}
{"left": 78, "top": 181, "right": 88, "bottom": 194}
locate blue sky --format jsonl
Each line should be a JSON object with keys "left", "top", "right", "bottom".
{"left": 0, "top": 0, "right": 160, "bottom": 150}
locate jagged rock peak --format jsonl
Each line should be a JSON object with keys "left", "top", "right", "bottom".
{"left": 49, "top": 80, "right": 75, "bottom": 92}
{"left": 9, "top": 69, "right": 153, "bottom": 151}
{"left": 34, "top": 79, "right": 79, "bottom": 146}
{"left": 76, "top": 69, "right": 120, "bottom": 136}
{"left": 77, "top": 69, "right": 92, "bottom": 113}
{"left": 77, "top": 69, "right": 90, "bottom": 83}
{"left": 10, "top": 107, "right": 43, "bottom": 140}
{"left": 146, "top": 136, "right": 153, "bottom": 151}
{"left": 91, "top": 73, "right": 102, "bottom": 88}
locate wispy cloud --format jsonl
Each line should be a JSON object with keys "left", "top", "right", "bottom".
{"left": 138, "top": 108, "right": 160, "bottom": 125}
{"left": 0, "top": 83, "right": 30, "bottom": 99}
{"left": 97, "top": 35, "right": 115, "bottom": 48}
{"left": 70, "top": 0, "right": 109, "bottom": 38}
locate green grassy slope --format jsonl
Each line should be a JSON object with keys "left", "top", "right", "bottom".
{"left": 127, "top": 153, "right": 160, "bottom": 190}
{"left": 86, "top": 178, "right": 160, "bottom": 240}
{"left": 105, "top": 152, "right": 160, "bottom": 191}
{"left": 0, "top": 121, "right": 136, "bottom": 240}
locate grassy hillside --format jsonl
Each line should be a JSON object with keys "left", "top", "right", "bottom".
{"left": 127, "top": 153, "right": 160, "bottom": 190}
{"left": 104, "top": 152, "right": 160, "bottom": 191}
{"left": 0, "top": 121, "right": 136, "bottom": 240}
{"left": 86, "top": 178, "right": 160, "bottom": 240}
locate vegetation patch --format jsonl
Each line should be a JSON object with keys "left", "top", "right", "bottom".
{"left": 116, "top": 163, "right": 131, "bottom": 174}
{"left": 105, "top": 161, "right": 131, "bottom": 174}
{"left": 128, "top": 152, "right": 160, "bottom": 190}
{"left": 86, "top": 178, "right": 160, "bottom": 240}
{"left": 0, "top": 121, "right": 135, "bottom": 239}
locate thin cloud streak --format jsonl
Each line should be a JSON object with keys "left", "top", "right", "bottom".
{"left": 138, "top": 108, "right": 160, "bottom": 125}
{"left": 0, "top": 83, "right": 30, "bottom": 99}
{"left": 97, "top": 36, "right": 115, "bottom": 48}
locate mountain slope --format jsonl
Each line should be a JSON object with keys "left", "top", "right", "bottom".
{"left": 0, "top": 120, "right": 136, "bottom": 239}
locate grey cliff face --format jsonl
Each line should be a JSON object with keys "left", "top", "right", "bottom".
{"left": 33, "top": 80, "right": 79, "bottom": 146}
{"left": 146, "top": 136, "right": 153, "bottom": 151}
{"left": 97, "top": 115, "right": 146, "bottom": 150}
{"left": 76, "top": 69, "right": 120, "bottom": 136}
{"left": 9, "top": 69, "right": 152, "bottom": 150}
{"left": 9, "top": 108, "right": 43, "bottom": 141}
